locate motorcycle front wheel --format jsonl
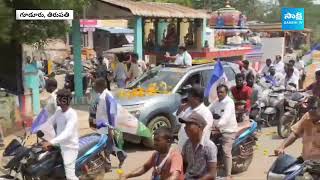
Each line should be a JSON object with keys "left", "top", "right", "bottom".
{"left": 277, "top": 113, "right": 297, "bottom": 139}
{"left": 231, "top": 142, "right": 254, "bottom": 174}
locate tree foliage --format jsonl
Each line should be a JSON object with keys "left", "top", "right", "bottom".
{"left": 0, "top": 0, "right": 89, "bottom": 44}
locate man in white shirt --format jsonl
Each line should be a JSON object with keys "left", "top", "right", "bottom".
{"left": 114, "top": 58, "right": 128, "bottom": 88}
{"left": 288, "top": 60, "right": 300, "bottom": 80}
{"left": 273, "top": 55, "right": 285, "bottom": 74}
{"left": 94, "top": 78, "right": 127, "bottom": 167}
{"left": 177, "top": 85, "right": 213, "bottom": 150}
{"left": 283, "top": 65, "right": 299, "bottom": 89}
{"left": 127, "top": 53, "right": 142, "bottom": 83}
{"left": 261, "top": 65, "right": 284, "bottom": 87}
{"left": 39, "top": 79, "right": 58, "bottom": 141}
{"left": 166, "top": 46, "right": 192, "bottom": 66}
{"left": 209, "top": 84, "right": 237, "bottom": 179}
{"left": 260, "top": 58, "right": 272, "bottom": 76}
{"left": 42, "top": 89, "right": 79, "bottom": 180}
{"left": 295, "top": 56, "right": 305, "bottom": 89}
{"left": 44, "top": 79, "right": 58, "bottom": 117}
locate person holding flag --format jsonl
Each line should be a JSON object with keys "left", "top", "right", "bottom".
{"left": 94, "top": 78, "right": 127, "bottom": 168}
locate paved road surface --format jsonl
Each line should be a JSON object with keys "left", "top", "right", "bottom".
{"left": 1, "top": 105, "right": 302, "bottom": 180}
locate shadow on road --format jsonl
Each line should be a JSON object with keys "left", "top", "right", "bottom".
{"left": 123, "top": 142, "right": 151, "bottom": 153}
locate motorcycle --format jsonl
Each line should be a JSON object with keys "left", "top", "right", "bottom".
{"left": 267, "top": 154, "right": 320, "bottom": 180}
{"left": 277, "top": 91, "right": 310, "bottom": 138}
{"left": 211, "top": 119, "right": 258, "bottom": 175}
{"left": 1, "top": 121, "right": 114, "bottom": 180}
{"left": 259, "top": 85, "right": 285, "bottom": 127}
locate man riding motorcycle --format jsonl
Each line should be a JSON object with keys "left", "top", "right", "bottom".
{"left": 261, "top": 65, "right": 283, "bottom": 87}
{"left": 209, "top": 84, "right": 238, "bottom": 180}
{"left": 231, "top": 73, "right": 253, "bottom": 120}
{"left": 275, "top": 96, "right": 320, "bottom": 160}
{"left": 41, "top": 89, "right": 79, "bottom": 180}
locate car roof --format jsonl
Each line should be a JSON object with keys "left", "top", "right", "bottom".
{"left": 160, "top": 61, "right": 237, "bottom": 73}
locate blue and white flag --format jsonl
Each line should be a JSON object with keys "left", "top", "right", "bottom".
{"left": 204, "top": 60, "right": 228, "bottom": 103}
{"left": 30, "top": 108, "right": 49, "bottom": 134}
{"left": 104, "top": 92, "right": 151, "bottom": 138}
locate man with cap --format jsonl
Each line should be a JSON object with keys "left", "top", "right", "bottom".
{"left": 305, "top": 68, "right": 320, "bottom": 98}
{"left": 165, "top": 45, "right": 192, "bottom": 66}
{"left": 176, "top": 85, "right": 213, "bottom": 150}
{"left": 180, "top": 112, "right": 217, "bottom": 180}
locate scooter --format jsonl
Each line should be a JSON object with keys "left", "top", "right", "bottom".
{"left": 211, "top": 119, "right": 258, "bottom": 174}
{"left": 267, "top": 154, "right": 320, "bottom": 180}
{"left": 1, "top": 120, "right": 114, "bottom": 180}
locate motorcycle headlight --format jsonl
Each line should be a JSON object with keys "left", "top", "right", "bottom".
{"left": 259, "top": 102, "right": 266, "bottom": 108}
{"left": 37, "top": 152, "right": 48, "bottom": 161}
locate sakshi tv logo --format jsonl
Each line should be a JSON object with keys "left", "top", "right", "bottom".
{"left": 281, "top": 8, "right": 304, "bottom": 31}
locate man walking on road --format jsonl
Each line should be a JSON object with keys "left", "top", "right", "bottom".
{"left": 94, "top": 78, "right": 127, "bottom": 167}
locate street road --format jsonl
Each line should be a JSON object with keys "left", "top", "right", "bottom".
{"left": 0, "top": 105, "right": 303, "bottom": 180}
{"left": 73, "top": 106, "right": 302, "bottom": 180}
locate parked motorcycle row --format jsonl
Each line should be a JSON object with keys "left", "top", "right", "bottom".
{"left": 250, "top": 76, "right": 312, "bottom": 138}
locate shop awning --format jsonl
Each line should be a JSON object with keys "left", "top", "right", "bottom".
{"left": 85, "top": 0, "right": 208, "bottom": 19}
{"left": 248, "top": 23, "right": 312, "bottom": 32}
{"left": 96, "top": 27, "right": 134, "bottom": 34}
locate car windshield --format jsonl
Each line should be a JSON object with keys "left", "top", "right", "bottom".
{"left": 128, "top": 67, "right": 185, "bottom": 92}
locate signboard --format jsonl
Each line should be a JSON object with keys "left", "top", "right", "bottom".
{"left": 81, "top": 27, "right": 95, "bottom": 32}
{"left": 281, "top": 8, "right": 304, "bottom": 31}
{"left": 80, "top": 19, "right": 97, "bottom": 27}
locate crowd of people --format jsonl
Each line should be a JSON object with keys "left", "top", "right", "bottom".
{"left": 94, "top": 53, "right": 147, "bottom": 89}
{"left": 24, "top": 51, "right": 320, "bottom": 180}
{"left": 120, "top": 55, "right": 320, "bottom": 180}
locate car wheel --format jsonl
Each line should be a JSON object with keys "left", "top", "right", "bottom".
{"left": 142, "top": 116, "right": 172, "bottom": 148}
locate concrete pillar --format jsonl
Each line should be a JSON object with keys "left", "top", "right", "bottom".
{"left": 134, "top": 16, "right": 143, "bottom": 59}
{"left": 88, "top": 31, "right": 94, "bottom": 48}
{"left": 202, "top": 18, "right": 207, "bottom": 47}
{"left": 72, "top": 19, "right": 83, "bottom": 103}
{"left": 157, "top": 21, "right": 168, "bottom": 48}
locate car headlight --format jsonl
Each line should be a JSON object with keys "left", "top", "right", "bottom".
{"left": 130, "top": 110, "right": 141, "bottom": 118}
{"left": 124, "top": 104, "right": 144, "bottom": 118}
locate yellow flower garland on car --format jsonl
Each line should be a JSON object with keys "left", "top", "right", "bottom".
{"left": 116, "top": 83, "right": 170, "bottom": 99}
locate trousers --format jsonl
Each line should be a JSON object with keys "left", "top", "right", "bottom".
{"left": 61, "top": 147, "right": 79, "bottom": 180}
{"left": 222, "top": 132, "right": 236, "bottom": 177}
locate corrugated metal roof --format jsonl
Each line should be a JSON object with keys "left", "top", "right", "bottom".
{"left": 249, "top": 23, "right": 312, "bottom": 32}
{"left": 99, "top": 0, "right": 208, "bottom": 18}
